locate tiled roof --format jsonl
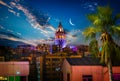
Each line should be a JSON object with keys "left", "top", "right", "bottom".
{"left": 66, "top": 57, "right": 101, "bottom": 66}
{"left": 66, "top": 57, "right": 120, "bottom": 66}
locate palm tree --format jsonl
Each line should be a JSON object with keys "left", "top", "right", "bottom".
{"left": 83, "top": 6, "right": 120, "bottom": 81}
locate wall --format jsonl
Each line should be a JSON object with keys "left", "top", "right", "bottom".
{"left": 62, "top": 59, "right": 120, "bottom": 81}
{"left": 0, "top": 62, "right": 29, "bottom": 76}
{"left": 62, "top": 59, "right": 72, "bottom": 81}
{"left": 103, "top": 66, "right": 120, "bottom": 81}
{"left": 71, "top": 66, "right": 103, "bottom": 81}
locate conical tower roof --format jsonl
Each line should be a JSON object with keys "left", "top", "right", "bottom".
{"left": 58, "top": 22, "right": 62, "bottom": 28}
{"left": 56, "top": 22, "right": 64, "bottom": 33}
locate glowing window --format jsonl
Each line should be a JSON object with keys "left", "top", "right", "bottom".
{"left": 60, "top": 28, "right": 62, "bottom": 31}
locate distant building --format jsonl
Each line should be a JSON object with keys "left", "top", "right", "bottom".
{"left": 36, "top": 44, "right": 50, "bottom": 53}
{"left": 0, "top": 62, "right": 29, "bottom": 81}
{"left": 0, "top": 56, "right": 5, "bottom": 61}
{"left": 51, "top": 45, "right": 58, "bottom": 54}
{"left": 17, "top": 45, "right": 35, "bottom": 49}
{"left": 77, "top": 45, "right": 89, "bottom": 56}
{"left": 36, "top": 23, "right": 67, "bottom": 54}
{"left": 36, "top": 55, "right": 81, "bottom": 81}
{"left": 16, "top": 44, "right": 35, "bottom": 54}
{"left": 62, "top": 57, "right": 120, "bottom": 81}
{"left": 35, "top": 22, "right": 85, "bottom": 81}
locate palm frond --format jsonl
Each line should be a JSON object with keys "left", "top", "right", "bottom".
{"left": 114, "top": 13, "right": 120, "bottom": 22}
{"left": 97, "top": 6, "right": 112, "bottom": 17}
{"left": 96, "top": 6, "right": 113, "bottom": 30}
{"left": 110, "top": 25, "right": 120, "bottom": 35}
{"left": 89, "top": 38, "right": 99, "bottom": 57}
{"left": 82, "top": 27, "right": 96, "bottom": 40}
{"left": 83, "top": 5, "right": 120, "bottom": 66}
{"left": 82, "top": 26, "right": 102, "bottom": 40}
{"left": 87, "top": 14, "right": 98, "bottom": 23}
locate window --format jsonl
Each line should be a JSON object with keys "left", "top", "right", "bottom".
{"left": 52, "top": 58, "right": 59, "bottom": 61}
{"left": 82, "top": 75, "right": 92, "bottom": 81}
{"left": 113, "top": 74, "right": 120, "bottom": 81}
{"left": 67, "top": 73, "right": 70, "bottom": 81}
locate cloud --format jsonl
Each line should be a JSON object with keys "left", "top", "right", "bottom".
{"left": 0, "top": 25, "right": 22, "bottom": 38}
{"left": 0, "top": 31, "right": 44, "bottom": 46}
{"left": 6, "top": 29, "right": 13, "bottom": 33}
{"left": 0, "top": 1, "right": 20, "bottom": 17}
{"left": 44, "top": 25, "right": 56, "bottom": 31}
{"left": 0, "top": 34, "right": 18, "bottom": 41}
{"left": 28, "top": 38, "right": 54, "bottom": 44}
{"left": 0, "top": 31, "right": 20, "bottom": 39}
{"left": 0, "top": 0, "right": 59, "bottom": 45}
{"left": 0, "top": 25, "right": 5, "bottom": 30}
{"left": 10, "top": 2, "right": 56, "bottom": 35}
{"left": 66, "top": 29, "right": 84, "bottom": 44}
{"left": 0, "top": 0, "right": 12, "bottom": 9}
{"left": 94, "top": 3, "right": 98, "bottom": 6}
{"left": 82, "top": 2, "right": 98, "bottom": 11}
{"left": 8, "top": 9, "right": 20, "bottom": 17}
{"left": 10, "top": 1, "right": 58, "bottom": 40}
{"left": 88, "top": 4, "right": 93, "bottom": 8}
{"left": 0, "top": 29, "right": 54, "bottom": 46}
{"left": 72, "top": 34, "right": 77, "bottom": 37}
{"left": 0, "top": 34, "right": 37, "bottom": 46}
{"left": 53, "top": 18, "right": 60, "bottom": 22}
{"left": 10, "top": 2, "right": 42, "bottom": 28}
{"left": 47, "top": 17, "right": 51, "bottom": 22}
{"left": 16, "top": 32, "right": 21, "bottom": 35}
{"left": 8, "top": 9, "right": 16, "bottom": 14}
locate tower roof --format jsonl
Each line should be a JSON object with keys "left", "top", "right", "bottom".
{"left": 56, "top": 22, "right": 64, "bottom": 33}
{"left": 58, "top": 22, "right": 62, "bottom": 28}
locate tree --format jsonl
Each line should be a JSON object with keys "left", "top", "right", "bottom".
{"left": 83, "top": 6, "right": 120, "bottom": 81}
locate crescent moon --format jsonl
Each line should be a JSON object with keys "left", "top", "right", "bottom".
{"left": 69, "top": 18, "right": 75, "bottom": 26}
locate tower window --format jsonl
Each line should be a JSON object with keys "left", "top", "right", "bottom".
{"left": 60, "top": 28, "right": 62, "bottom": 31}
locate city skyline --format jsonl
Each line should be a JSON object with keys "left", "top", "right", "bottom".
{"left": 0, "top": 0, "right": 120, "bottom": 47}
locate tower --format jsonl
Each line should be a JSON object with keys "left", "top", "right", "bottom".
{"left": 54, "top": 22, "right": 66, "bottom": 51}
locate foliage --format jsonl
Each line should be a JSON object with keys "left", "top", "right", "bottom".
{"left": 89, "top": 38, "right": 99, "bottom": 57}
{"left": 83, "top": 6, "right": 120, "bottom": 62}
{"left": 83, "top": 6, "right": 120, "bottom": 81}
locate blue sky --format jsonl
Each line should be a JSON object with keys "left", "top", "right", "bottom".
{"left": 0, "top": 0, "right": 120, "bottom": 46}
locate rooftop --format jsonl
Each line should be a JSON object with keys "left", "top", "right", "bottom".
{"left": 66, "top": 57, "right": 101, "bottom": 66}
{"left": 66, "top": 57, "right": 120, "bottom": 66}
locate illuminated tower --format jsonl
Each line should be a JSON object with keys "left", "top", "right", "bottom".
{"left": 54, "top": 22, "right": 66, "bottom": 51}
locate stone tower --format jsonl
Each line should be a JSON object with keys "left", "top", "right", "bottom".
{"left": 54, "top": 22, "right": 66, "bottom": 51}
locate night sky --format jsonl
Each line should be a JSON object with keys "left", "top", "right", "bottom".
{"left": 0, "top": 0, "right": 120, "bottom": 47}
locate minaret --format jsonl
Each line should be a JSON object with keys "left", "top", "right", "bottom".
{"left": 54, "top": 22, "right": 66, "bottom": 51}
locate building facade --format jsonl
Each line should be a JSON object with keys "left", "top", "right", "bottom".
{"left": 36, "top": 55, "right": 81, "bottom": 81}
{"left": 0, "top": 62, "right": 29, "bottom": 81}
{"left": 62, "top": 57, "right": 120, "bottom": 81}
